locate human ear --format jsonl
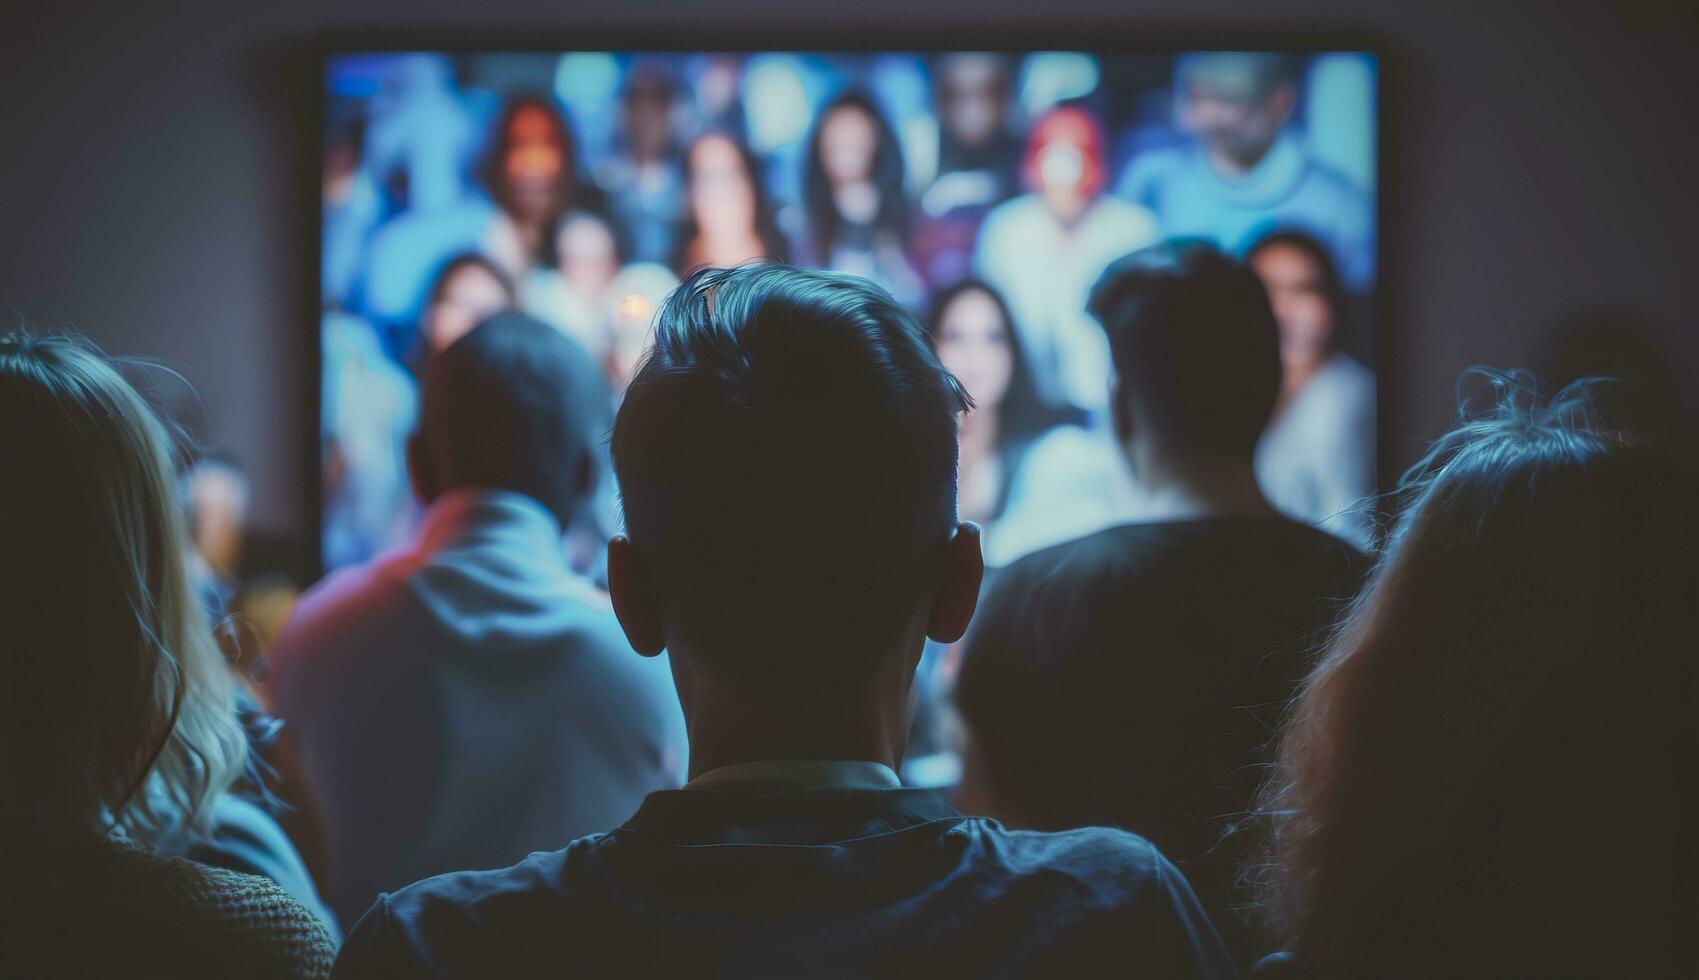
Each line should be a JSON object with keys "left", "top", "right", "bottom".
{"left": 608, "top": 534, "right": 666, "bottom": 657}
{"left": 926, "top": 522, "right": 984, "bottom": 644}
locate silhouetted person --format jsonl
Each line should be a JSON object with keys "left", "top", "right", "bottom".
{"left": 331, "top": 266, "right": 1235, "bottom": 979}
{"left": 272, "top": 314, "right": 686, "bottom": 929}
{"left": 1255, "top": 372, "right": 1699, "bottom": 979}
{"left": 955, "top": 242, "right": 1366, "bottom": 967}
{"left": 1, "top": 332, "right": 335, "bottom": 978}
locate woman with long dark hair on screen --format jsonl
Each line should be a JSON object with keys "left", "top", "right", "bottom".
{"left": 419, "top": 251, "right": 518, "bottom": 356}
{"left": 1254, "top": 373, "right": 1699, "bottom": 979}
{"left": 479, "top": 95, "right": 600, "bottom": 272}
{"left": 925, "top": 279, "right": 1065, "bottom": 532}
{"left": 670, "top": 130, "right": 789, "bottom": 276}
{"left": 926, "top": 278, "right": 1136, "bottom": 566}
{"left": 0, "top": 332, "right": 336, "bottom": 978}
{"left": 1246, "top": 229, "right": 1375, "bottom": 546}
{"left": 803, "top": 91, "right": 924, "bottom": 306}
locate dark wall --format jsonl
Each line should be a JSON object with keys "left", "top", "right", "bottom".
{"left": 3, "top": 0, "right": 1695, "bottom": 546}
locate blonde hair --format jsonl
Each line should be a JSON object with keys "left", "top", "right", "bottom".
{"left": 0, "top": 331, "right": 247, "bottom": 844}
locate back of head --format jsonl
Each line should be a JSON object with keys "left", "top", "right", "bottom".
{"left": 1088, "top": 241, "right": 1281, "bottom": 461}
{"left": 416, "top": 312, "right": 602, "bottom": 527}
{"left": 1259, "top": 371, "right": 1699, "bottom": 977}
{"left": 0, "top": 332, "right": 245, "bottom": 846}
{"left": 611, "top": 265, "right": 969, "bottom": 683}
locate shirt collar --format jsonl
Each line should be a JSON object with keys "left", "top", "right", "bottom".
{"left": 685, "top": 760, "right": 903, "bottom": 793}
{"left": 620, "top": 784, "right": 958, "bottom": 846}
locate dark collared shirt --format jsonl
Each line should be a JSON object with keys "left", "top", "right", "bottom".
{"left": 332, "top": 788, "right": 1237, "bottom": 979}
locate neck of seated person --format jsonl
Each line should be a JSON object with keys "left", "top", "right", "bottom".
{"left": 607, "top": 526, "right": 983, "bottom": 788}
{"left": 668, "top": 633, "right": 922, "bottom": 782}
{"left": 1125, "top": 438, "right": 1276, "bottom": 523}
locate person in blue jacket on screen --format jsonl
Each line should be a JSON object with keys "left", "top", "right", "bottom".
{"left": 1117, "top": 52, "right": 1375, "bottom": 291}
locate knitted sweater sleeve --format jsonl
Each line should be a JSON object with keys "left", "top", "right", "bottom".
{"left": 132, "top": 846, "right": 339, "bottom": 979}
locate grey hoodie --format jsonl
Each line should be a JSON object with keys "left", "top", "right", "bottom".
{"left": 271, "top": 489, "right": 687, "bottom": 930}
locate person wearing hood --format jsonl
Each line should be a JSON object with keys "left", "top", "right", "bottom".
{"left": 270, "top": 312, "right": 687, "bottom": 929}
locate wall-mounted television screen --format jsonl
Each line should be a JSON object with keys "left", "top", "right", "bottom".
{"left": 320, "top": 49, "right": 1378, "bottom": 573}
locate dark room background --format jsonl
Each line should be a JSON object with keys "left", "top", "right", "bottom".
{"left": 2, "top": 0, "right": 1695, "bottom": 572}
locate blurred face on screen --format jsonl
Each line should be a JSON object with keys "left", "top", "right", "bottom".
{"left": 819, "top": 104, "right": 880, "bottom": 187}
{"left": 624, "top": 73, "right": 674, "bottom": 163}
{"left": 938, "top": 54, "right": 1009, "bottom": 149}
{"left": 557, "top": 213, "right": 620, "bottom": 299}
{"left": 186, "top": 463, "right": 248, "bottom": 578}
{"left": 688, "top": 134, "right": 758, "bottom": 246}
{"left": 426, "top": 263, "right": 512, "bottom": 352}
{"left": 936, "top": 287, "right": 1014, "bottom": 413}
{"left": 1251, "top": 242, "right": 1334, "bottom": 372}
{"left": 603, "top": 264, "right": 678, "bottom": 393}
{"left": 696, "top": 56, "right": 742, "bottom": 122}
{"left": 1026, "top": 108, "right": 1104, "bottom": 225}
{"left": 323, "top": 137, "right": 359, "bottom": 207}
{"left": 608, "top": 295, "right": 655, "bottom": 393}
{"left": 502, "top": 105, "right": 569, "bottom": 222}
{"left": 1177, "top": 58, "right": 1294, "bottom": 174}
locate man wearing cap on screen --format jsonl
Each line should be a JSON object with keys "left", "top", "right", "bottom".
{"left": 330, "top": 265, "right": 1234, "bottom": 979}
{"left": 1117, "top": 52, "right": 1374, "bottom": 290}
